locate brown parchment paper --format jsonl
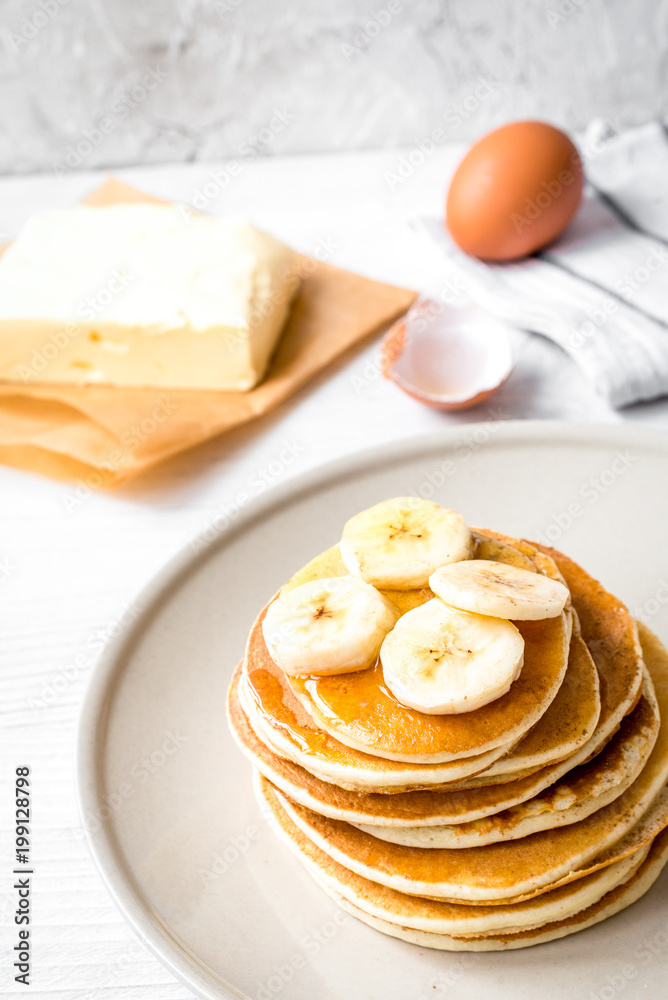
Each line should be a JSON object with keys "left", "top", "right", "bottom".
{"left": 0, "top": 179, "right": 416, "bottom": 485}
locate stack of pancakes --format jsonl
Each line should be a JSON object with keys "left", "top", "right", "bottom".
{"left": 227, "top": 529, "right": 668, "bottom": 950}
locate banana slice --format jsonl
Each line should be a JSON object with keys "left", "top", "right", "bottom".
{"left": 340, "top": 496, "right": 471, "bottom": 590}
{"left": 262, "top": 576, "right": 398, "bottom": 676}
{"left": 380, "top": 598, "right": 524, "bottom": 714}
{"left": 429, "top": 559, "right": 569, "bottom": 620}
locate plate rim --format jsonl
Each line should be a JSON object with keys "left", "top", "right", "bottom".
{"left": 75, "top": 419, "right": 668, "bottom": 1000}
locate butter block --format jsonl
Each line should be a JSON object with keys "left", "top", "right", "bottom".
{"left": 0, "top": 204, "right": 300, "bottom": 390}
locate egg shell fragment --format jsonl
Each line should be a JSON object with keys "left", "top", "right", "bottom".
{"left": 381, "top": 299, "right": 515, "bottom": 411}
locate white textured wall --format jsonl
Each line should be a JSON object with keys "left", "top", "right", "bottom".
{"left": 0, "top": 0, "right": 666, "bottom": 176}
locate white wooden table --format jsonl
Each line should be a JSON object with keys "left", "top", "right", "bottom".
{"left": 2, "top": 147, "right": 668, "bottom": 999}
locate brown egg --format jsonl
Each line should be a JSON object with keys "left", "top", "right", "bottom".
{"left": 446, "top": 120, "right": 584, "bottom": 261}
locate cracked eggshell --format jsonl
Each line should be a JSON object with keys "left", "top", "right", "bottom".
{"left": 381, "top": 299, "right": 515, "bottom": 411}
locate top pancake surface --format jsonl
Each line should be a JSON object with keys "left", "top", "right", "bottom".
{"left": 266, "top": 534, "right": 570, "bottom": 762}
{"left": 241, "top": 533, "right": 645, "bottom": 793}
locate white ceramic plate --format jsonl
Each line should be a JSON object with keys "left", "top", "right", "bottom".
{"left": 77, "top": 421, "right": 668, "bottom": 1000}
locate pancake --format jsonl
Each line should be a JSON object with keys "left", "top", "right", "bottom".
{"left": 351, "top": 672, "right": 658, "bottom": 847}
{"left": 238, "top": 535, "right": 633, "bottom": 793}
{"left": 238, "top": 664, "right": 519, "bottom": 792}
{"left": 237, "top": 533, "right": 647, "bottom": 794}
{"left": 232, "top": 491, "right": 668, "bottom": 952}
{"left": 229, "top": 641, "right": 608, "bottom": 828}
{"left": 451, "top": 626, "right": 600, "bottom": 783}
{"left": 268, "top": 626, "right": 668, "bottom": 902}
{"left": 445, "top": 541, "right": 644, "bottom": 789}
{"left": 533, "top": 539, "right": 645, "bottom": 738}
{"left": 228, "top": 635, "right": 599, "bottom": 812}
{"left": 276, "top": 537, "right": 572, "bottom": 762}
{"left": 324, "top": 826, "right": 668, "bottom": 951}
{"left": 256, "top": 773, "right": 652, "bottom": 938}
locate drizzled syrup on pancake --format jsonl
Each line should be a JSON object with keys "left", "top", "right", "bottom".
{"left": 278, "top": 541, "right": 570, "bottom": 761}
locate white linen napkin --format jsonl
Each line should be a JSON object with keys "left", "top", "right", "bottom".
{"left": 422, "top": 122, "right": 668, "bottom": 408}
